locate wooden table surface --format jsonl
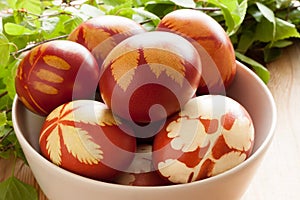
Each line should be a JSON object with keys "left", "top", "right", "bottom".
{"left": 1, "top": 42, "right": 300, "bottom": 200}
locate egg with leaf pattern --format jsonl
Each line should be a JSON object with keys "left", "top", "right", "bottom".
{"left": 68, "top": 15, "right": 146, "bottom": 67}
{"left": 152, "top": 95, "right": 255, "bottom": 184}
{"left": 113, "top": 144, "right": 169, "bottom": 186}
{"left": 157, "top": 9, "right": 236, "bottom": 94}
{"left": 15, "top": 40, "right": 100, "bottom": 116}
{"left": 99, "top": 31, "right": 202, "bottom": 123}
{"left": 39, "top": 100, "right": 136, "bottom": 181}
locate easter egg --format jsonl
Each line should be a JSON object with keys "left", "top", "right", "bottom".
{"left": 152, "top": 95, "right": 255, "bottom": 184}
{"left": 15, "top": 40, "right": 99, "bottom": 116}
{"left": 39, "top": 100, "right": 136, "bottom": 181}
{"left": 99, "top": 31, "right": 202, "bottom": 123}
{"left": 157, "top": 9, "right": 236, "bottom": 94}
{"left": 68, "top": 15, "right": 146, "bottom": 67}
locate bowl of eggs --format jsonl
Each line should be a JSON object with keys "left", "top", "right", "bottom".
{"left": 12, "top": 10, "right": 276, "bottom": 200}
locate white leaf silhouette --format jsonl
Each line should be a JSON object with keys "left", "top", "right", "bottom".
{"left": 62, "top": 124, "right": 103, "bottom": 165}
{"left": 46, "top": 126, "right": 62, "bottom": 165}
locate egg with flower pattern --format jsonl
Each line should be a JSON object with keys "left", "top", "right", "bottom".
{"left": 152, "top": 95, "right": 255, "bottom": 184}
{"left": 39, "top": 100, "right": 136, "bottom": 181}
{"left": 99, "top": 31, "right": 202, "bottom": 123}
{"left": 15, "top": 40, "right": 100, "bottom": 116}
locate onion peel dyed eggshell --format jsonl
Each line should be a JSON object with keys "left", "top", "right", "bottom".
{"left": 99, "top": 31, "right": 202, "bottom": 123}
{"left": 157, "top": 9, "right": 236, "bottom": 94}
{"left": 39, "top": 100, "right": 136, "bottom": 181}
{"left": 68, "top": 15, "right": 146, "bottom": 67}
{"left": 15, "top": 40, "right": 100, "bottom": 116}
{"left": 113, "top": 144, "right": 170, "bottom": 186}
{"left": 152, "top": 95, "right": 255, "bottom": 184}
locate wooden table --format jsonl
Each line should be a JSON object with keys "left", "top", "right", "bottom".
{"left": 1, "top": 42, "right": 300, "bottom": 200}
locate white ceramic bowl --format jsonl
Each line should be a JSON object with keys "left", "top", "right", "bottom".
{"left": 12, "top": 61, "right": 276, "bottom": 200}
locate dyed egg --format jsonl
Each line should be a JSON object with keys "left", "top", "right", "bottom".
{"left": 152, "top": 95, "right": 254, "bottom": 184}
{"left": 114, "top": 144, "right": 169, "bottom": 186}
{"left": 99, "top": 31, "right": 202, "bottom": 123}
{"left": 68, "top": 15, "right": 146, "bottom": 67}
{"left": 15, "top": 40, "right": 99, "bottom": 116}
{"left": 39, "top": 100, "right": 136, "bottom": 181}
{"left": 157, "top": 9, "right": 236, "bottom": 94}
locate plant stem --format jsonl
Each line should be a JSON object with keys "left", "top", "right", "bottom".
{"left": 0, "top": 128, "right": 14, "bottom": 144}
{"left": 11, "top": 152, "right": 17, "bottom": 177}
{"left": 193, "top": 7, "right": 221, "bottom": 12}
{"left": 11, "top": 34, "right": 69, "bottom": 56}
{"left": 0, "top": 91, "right": 8, "bottom": 99}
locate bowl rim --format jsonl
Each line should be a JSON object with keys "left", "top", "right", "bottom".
{"left": 12, "top": 60, "right": 277, "bottom": 190}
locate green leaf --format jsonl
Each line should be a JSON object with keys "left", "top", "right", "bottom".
{"left": 254, "top": 17, "right": 274, "bottom": 42}
{"left": 64, "top": 16, "right": 84, "bottom": 34}
{"left": 169, "top": 0, "right": 196, "bottom": 8}
{"left": 15, "top": 0, "right": 42, "bottom": 15}
{"left": 256, "top": 2, "right": 275, "bottom": 23}
{"left": 106, "top": 1, "right": 134, "bottom": 17}
{"left": 247, "top": 5, "right": 263, "bottom": 22}
{"left": 207, "top": 0, "right": 248, "bottom": 36}
{"left": 256, "top": 2, "right": 276, "bottom": 40}
{"left": 2, "top": 59, "right": 18, "bottom": 100}
{"left": 236, "top": 25, "right": 256, "bottom": 53}
{"left": 4, "top": 23, "right": 37, "bottom": 36}
{"left": 6, "top": 0, "right": 17, "bottom": 9}
{"left": 144, "top": 1, "right": 176, "bottom": 17}
{"left": 0, "top": 111, "right": 7, "bottom": 129}
{"left": 103, "top": 0, "right": 129, "bottom": 6}
{"left": 255, "top": 16, "right": 300, "bottom": 43}
{"left": 132, "top": 7, "right": 161, "bottom": 25}
{"left": 0, "top": 177, "right": 38, "bottom": 200}
{"left": 0, "top": 0, "right": 9, "bottom": 10}
{"left": 270, "top": 40, "right": 293, "bottom": 48}
{"left": 235, "top": 51, "right": 270, "bottom": 84}
{"left": 0, "top": 149, "right": 13, "bottom": 159}
{"left": 41, "top": 16, "right": 61, "bottom": 35}
{"left": 41, "top": 13, "right": 72, "bottom": 39}
{"left": 275, "top": 18, "right": 300, "bottom": 40}
{"left": 0, "top": 33, "right": 10, "bottom": 67}
{"left": 264, "top": 47, "right": 282, "bottom": 63}
{"left": 79, "top": 4, "right": 104, "bottom": 18}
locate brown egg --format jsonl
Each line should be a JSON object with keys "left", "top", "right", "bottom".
{"left": 68, "top": 15, "right": 146, "bottom": 67}
{"left": 99, "top": 31, "right": 202, "bottom": 123}
{"left": 114, "top": 144, "right": 170, "bottom": 186}
{"left": 39, "top": 100, "right": 136, "bottom": 181}
{"left": 15, "top": 40, "right": 99, "bottom": 116}
{"left": 152, "top": 95, "right": 255, "bottom": 184}
{"left": 157, "top": 9, "right": 236, "bottom": 94}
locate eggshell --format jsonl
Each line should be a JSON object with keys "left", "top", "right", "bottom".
{"left": 113, "top": 144, "right": 170, "bottom": 186}
{"left": 152, "top": 95, "right": 255, "bottom": 184}
{"left": 157, "top": 9, "right": 236, "bottom": 94}
{"left": 99, "top": 31, "right": 202, "bottom": 123}
{"left": 39, "top": 100, "right": 136, "bottom": 181}
{"left": 15, "top": 40, "right": 99, "bottom": 116}
{"left": 68, "top": 15, "right": 146, "bottom": 67}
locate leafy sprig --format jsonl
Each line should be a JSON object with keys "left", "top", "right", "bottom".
{"left": 0, "top": 0, "right": 299, "bottom": 199}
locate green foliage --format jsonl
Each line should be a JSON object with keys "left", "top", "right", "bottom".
{"left": 0, "top": 177, "right": 38, "bottom": 200}
{"left": 0, "top": 0, "right": 299, "bottom": 198}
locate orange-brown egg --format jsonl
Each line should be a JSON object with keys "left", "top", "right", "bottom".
{"left": 157, "top": 9, "right": 236, "bottom": 94}
{"left": 113, "top": 144, "right": 169, "bottom": 186}
{"left": 99, "top": 31, "right": 202, "bottom": 123}
{"left": 15, "top": 40, "right": 99, "bottom": 116}
{"left": 39, "top": 100, "right": 136, "bottom": 181}
{"left": 152, "top": 95, "right": 255, "bottom": 184}
{"left": 68, "top": 15, "right": 146, "bottom": 67}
